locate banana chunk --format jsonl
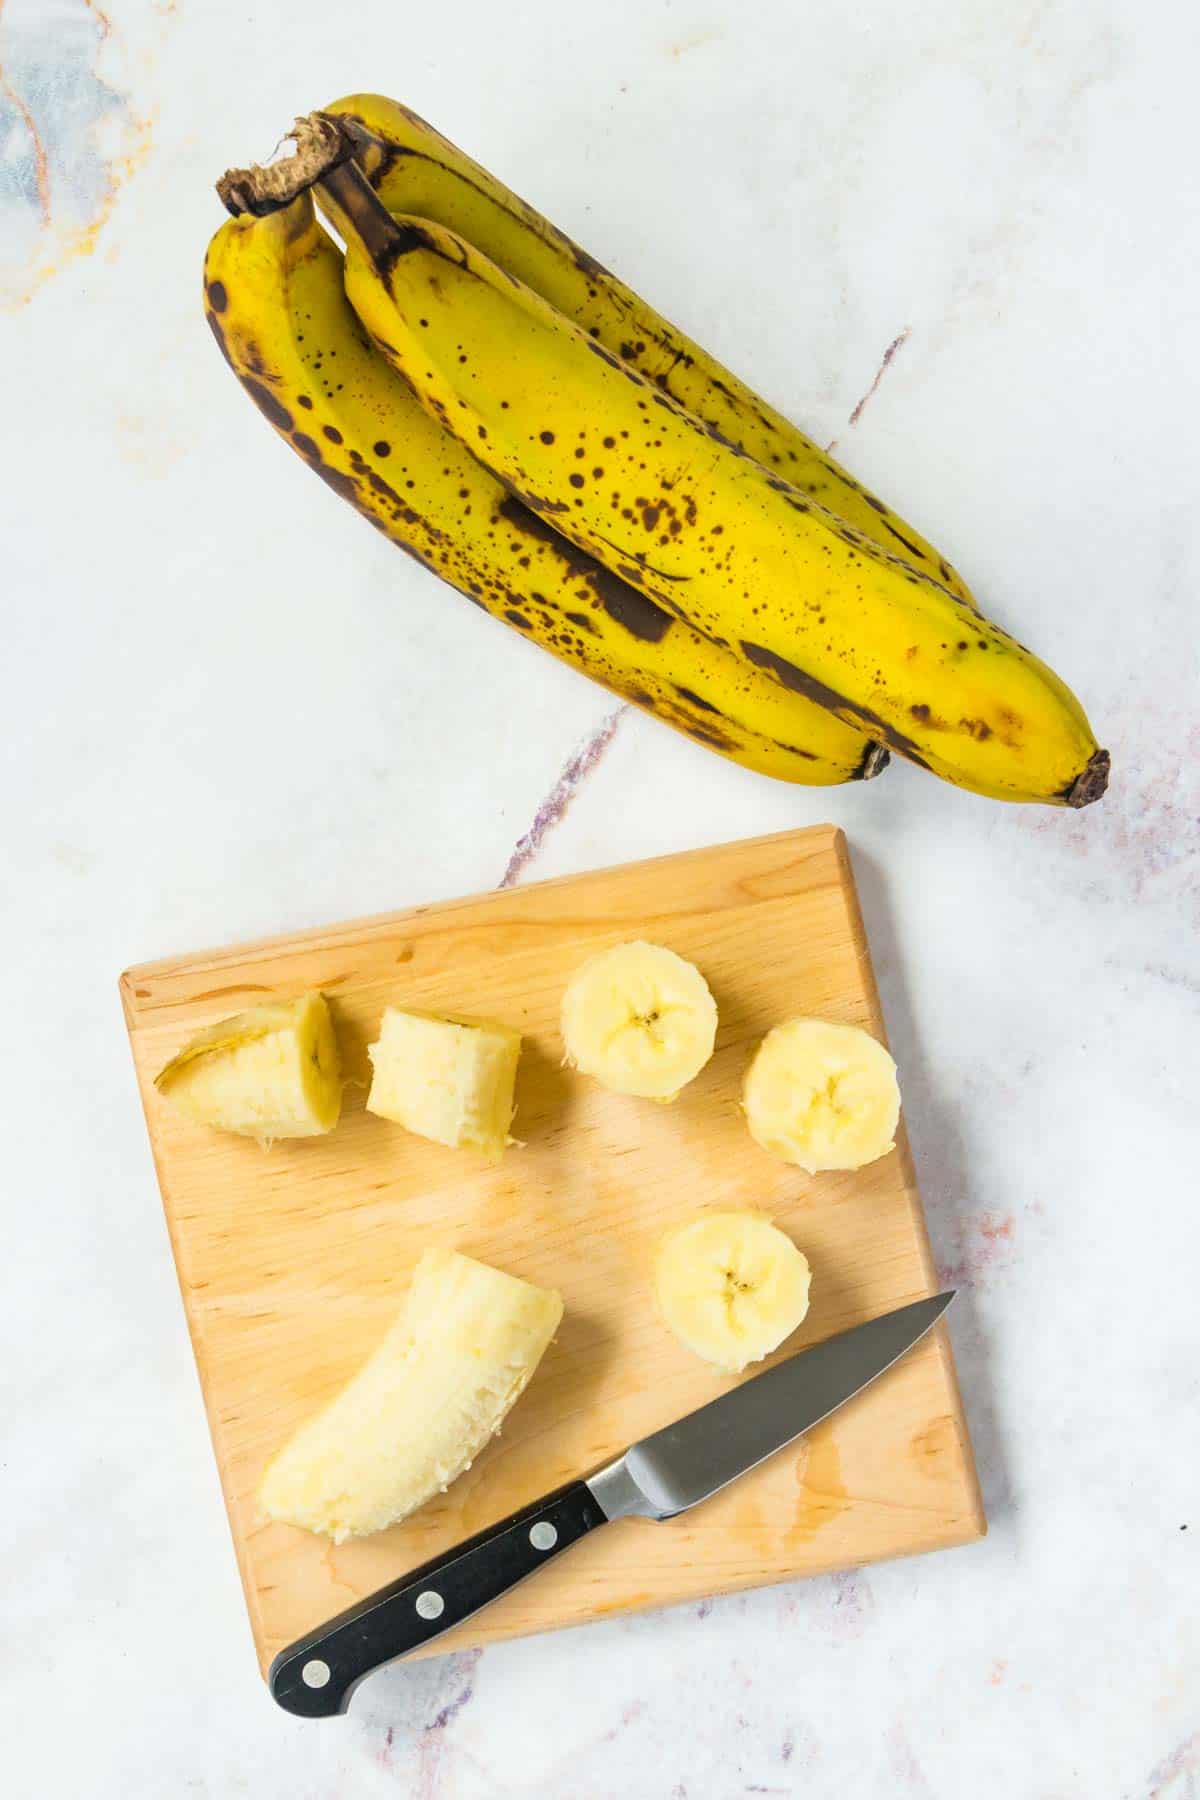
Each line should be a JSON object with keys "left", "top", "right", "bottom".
{"left": 560, "top": 941, "right": 717, "bottom": 1101}
{"left": 258, "top": 1248, "right": 563, "bottom": 1542}
{"left": 656, "top": 1212, "right": 811, "bottom": 1373}
{"left": 154, "top": 992, "right": 341, "bottom": 1144}
{"left": 743, "top": 1018, "right": 900, "bottom": 1173}
{"left": 367, "top": 1007, "right": 521, "bottom": 1159}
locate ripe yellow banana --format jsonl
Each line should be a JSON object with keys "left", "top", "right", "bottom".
{"left": 203, "top": 188, "right": 884, "bottom": 786}
{"left": 316, "top": 149, "right": 1107, "bottom": 807}
{"left": 258, "top": 1247, "right": 562, "bottom": 1541}
{"left": 323, "top": 94, "right": 974, "bottom": 608}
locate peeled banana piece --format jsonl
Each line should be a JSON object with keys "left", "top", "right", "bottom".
{"left": 561, "top": 941, "right": 718, "bottom": 1100}
{"left": 258, "top": 1248, "right": 562, "bottom": 1541}
{"left": 743, "top": 1018, "right": 900, "bottom": 1173}
{"left": 367, "top": 1007, "right": 521, "bottom": 1160}
{"left": 154, "top": 992, "right": 341, "bottom": 1144}
{"left": 324, "top": 94, "right": 976, "bottom": 607}
{"left": 656, "top": 1212, "right": 811, "bottom": 1373}
{"left": 203, "top": 189, "right": 884, "bottom": 787}
{"left": 319, "top": 151, "right": 1107, "bottom": 808}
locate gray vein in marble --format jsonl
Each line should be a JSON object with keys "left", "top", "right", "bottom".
{"left": 0, "top": 17, "right": 50, "bottom": 224}
{"left": 827, "top": 1566, "right": 875, "bottom": 1637}
{"left": 1137, "top": 961, "right": 1200, "bottom": 996}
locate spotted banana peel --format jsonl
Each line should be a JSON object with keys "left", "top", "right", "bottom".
{"left": 294, "top": 128, "right": 1106, "bottom": 808}
{"left": 203, "top": 187, "right": 883, "bottom": 784}
{"left": 322, "top": 93, "right": 976, "bottom": 610}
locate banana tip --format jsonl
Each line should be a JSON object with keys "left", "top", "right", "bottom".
{"left": 1063, "top": 747, "right": 1110, "bottom": 809}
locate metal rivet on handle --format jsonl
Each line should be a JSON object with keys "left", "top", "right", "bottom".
{"left": 529, "top": 1521, "right": 558, "bottom": 1551}
{"left": 415, "top": 1590, "right": 445, "bottom": 1621}
{"left": 301, "top": 1659, "right": 331, "bottom": 1689}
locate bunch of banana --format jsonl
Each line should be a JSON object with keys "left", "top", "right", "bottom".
{"left": 204, "top": 186, "right": 883, "bottom": 785}
{"left": 211, "top": 110, "right": 1108, "bottom": 806}
{"left": 321, "top": 94, "right": 975, "bottom": 607}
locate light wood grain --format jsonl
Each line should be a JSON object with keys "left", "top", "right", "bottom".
{"left": 121, "top": 826, "right": 984, "bottom": 1679}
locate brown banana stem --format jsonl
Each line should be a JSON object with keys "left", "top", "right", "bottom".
{"left": 217, "top": 112, "right": 355, "bottom": 217}
{"left": 315, "top": 156, "right": 419, "bottom": 261}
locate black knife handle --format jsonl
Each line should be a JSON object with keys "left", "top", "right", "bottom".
{"left": 268, "top": 1480, "right": 608, "bottom": 1716}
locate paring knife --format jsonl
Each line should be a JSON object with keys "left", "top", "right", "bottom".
{"left": 269, "top": 1290, "right": 954, "bottom": 1716}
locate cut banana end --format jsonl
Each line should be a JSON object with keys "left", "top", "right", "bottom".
{"left": 154, "top": 992, "right": 341, "bottom": 1144}
{"left": 743, "top": 1018, "right": 900, "bottom": 1173}
{"left": 560, "top": 940, "right": 717, "bottom": 1101}
{"left": 366, "top": 1007, "right": 521, "bottom": 1159}
{"left": 258, "top": 1248, "right": 563, "bottom": 1541}
{"left": 656, "top": 1211, "right": 811, "bottom": 1373}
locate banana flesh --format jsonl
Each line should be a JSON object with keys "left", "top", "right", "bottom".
{"left": 743, "top": 1018, "right": 900, "bottom": 1173}
{"left": 367, "top": 1007, "right": 521, "bottom": 1160}
{"left": 154, "top": 992, "right": 341, "bottom": 1144}
{"left": 322, "top": 161, "right": 1107, "bottom": 808}
{"left": 560, "top": 941, "right": 718, "bottom": 1101}
{"left": 324, "top": 94, "right": 975, "bottom": 608}
{"left": 203, "top": 194, "right": 884, "bottom": 787}
{"left": 656, "top": 1212, "right": 812, "bottom": 1373}
{"left": 258, "top": 1248, "right": 562, "bottom": 1541}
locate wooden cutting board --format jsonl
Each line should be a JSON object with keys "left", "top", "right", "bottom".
{"left": 121, "top": 826, "right": 984, "bottom": 1679}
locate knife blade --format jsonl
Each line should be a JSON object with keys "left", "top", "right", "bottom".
{"left": 270, "top": 1290, "right": 954, "bottom": 1716}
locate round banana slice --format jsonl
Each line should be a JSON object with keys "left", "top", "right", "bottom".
{"left": 656, "top": 1211, "right": 811, "bottom": 1373}
{"left": 743, "top": 1018, "right": 900, "bottom": 1173}
{"left": 560, "top": 940, "right": 718, "bottom": 1100}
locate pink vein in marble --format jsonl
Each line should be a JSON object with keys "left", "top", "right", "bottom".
{"left": 848, "top": 329, "right": 912, "bottom": 426}
{"left": 499, "top": 708, "right": 626, "bottom": 887}
{"left": 825, "top": 327, "right": 912, "bottom": 453}
{"left": 938, "top": 1208, "right": 1017, "bottom": 1291}
{"left": 1147, "top": 1729, "right": 1200, "bottom": 1799}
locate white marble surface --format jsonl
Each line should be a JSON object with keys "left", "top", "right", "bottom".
{"left": 3, "top": 0, "right": 1197, "bottom": 1793}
